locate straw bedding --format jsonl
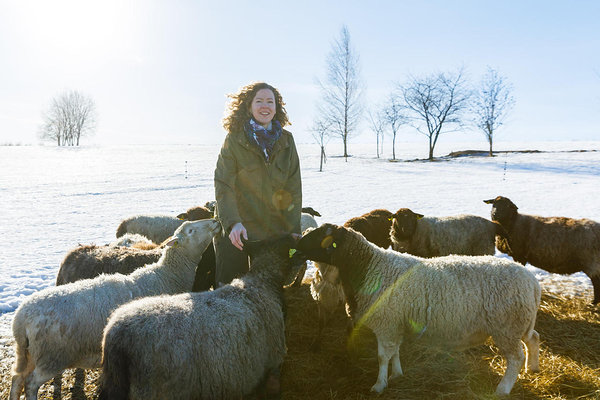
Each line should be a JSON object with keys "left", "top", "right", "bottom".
{"left": 1, "top": 281, "right": 599, "bottom": 399}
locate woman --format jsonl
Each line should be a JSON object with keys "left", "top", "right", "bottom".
{"left": 214, "top": 82, "right": 302, "bottom": 286}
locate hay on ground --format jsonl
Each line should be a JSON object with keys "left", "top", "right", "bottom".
{"left": 1, "top": 283, "right": 599, "bottom": 399}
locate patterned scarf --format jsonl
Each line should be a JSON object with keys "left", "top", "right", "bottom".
{"left": 244, "top": 118, "right": 282, "bottom": 162}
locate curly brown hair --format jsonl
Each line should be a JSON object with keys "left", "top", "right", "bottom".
{"left": 222, "top": 82, "right": 290, "bottom": 134}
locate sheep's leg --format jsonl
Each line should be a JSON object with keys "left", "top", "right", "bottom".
{"left": 9, "top": 346, "right": 34, "bottom": 400}
{"left": 389, "top": 341, "right": 403, "bottom": 380}
{"left": 370, "top": 337, "right": 398, "bottom": 393}
{"left": 289, "top": 263, "right": 307, "bottom": 287}
{"left": 589, "top": 273, "right": 600, "bottom": 304}
{"left": 9, "top": 374, "right": 25, "bottom": 400}
{"left": 523, "top": 330, "right": 540, "bottom": 372}
{"left": 494, "top": 340, "right": 525, "bottom": 396}
{"left": 24, "top": 368, "right": 55, "bottom": 400}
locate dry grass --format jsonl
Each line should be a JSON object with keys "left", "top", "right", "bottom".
{"left": 1, "top": 283, "right": 599, "bottom": 400}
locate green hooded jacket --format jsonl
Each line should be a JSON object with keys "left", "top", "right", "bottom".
{"left": 214, "top": 128, "right": 302, "bottom": 240}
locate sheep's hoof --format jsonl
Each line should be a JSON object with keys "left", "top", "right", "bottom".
{"left": 370, "top": 382, "right": 386, "bottom": 394}
{"left": 389, "top": 371, "right": 403, "bottom": 380}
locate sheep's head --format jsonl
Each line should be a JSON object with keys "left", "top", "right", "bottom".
{"left": 390, "top": 208, "right": 423, "bottom": 240}
{"left": 301, "top": 206, "right": 322, "bottom": 217}
{"left": 294, "top": 223, "right": 344, "bottom": 264}
{"left": 244, "top": 234, "right": 297, "bottom": 263}
{"left": 483, "top": 196, "right": 518, "bottom": 225}
{"left": 177, "top": 206, "right": 213, "bottom": 221}
{"left": 244, "top": 234, "right": 304, "bottom": 284}
{"left": 166, "top": 219, "right": 221, "bottom": 261}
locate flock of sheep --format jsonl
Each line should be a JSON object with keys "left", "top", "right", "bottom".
{"left": 8, "top": 196, "right": 600, "bottom": 399}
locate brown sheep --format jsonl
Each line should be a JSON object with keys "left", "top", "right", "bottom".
{"left": 56, "top": 245, "right": 162, "bottom": 285}
{"left": 484, "top": 196, "right": 600, "bottom": 304}
{"left": 176, "top": 205, "right": 214, "bottom": 221}
{"left": 344, "top": 208, "right": 393, "bottom": 248}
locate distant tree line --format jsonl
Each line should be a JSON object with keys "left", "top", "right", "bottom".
{"left": 314, "top": 26, "right": 515, "bottom": 165}
{"left": 39, "top": 90, "right": 97, "bottom": 146}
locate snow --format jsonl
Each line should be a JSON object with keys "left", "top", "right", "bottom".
{"left": 0, "top": 140, "right": 599, "bottom": 336}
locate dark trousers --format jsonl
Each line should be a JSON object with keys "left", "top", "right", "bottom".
{"left": 213, "top": 233, "right": 250, "bottom": 286}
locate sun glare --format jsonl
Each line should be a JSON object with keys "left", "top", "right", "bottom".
{"left": 19, "top": 0, "right": 132, "bottom": 62}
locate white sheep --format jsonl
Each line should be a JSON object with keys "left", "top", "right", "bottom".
{"left": 116, "top": 205, "right": 213, "bottom": 243}
{"left": 287, "top": 207, "right": 321, "bottom": 287}
{"left": 9, "top": 219, "right": 221, "bottom": 400}
{"left": 301, "top": 211, "right": 319, "bottom": 232}
{"left": 390, "top": 208, "right": 497, "bottom": 257}
{"left": 108, "top": 232, "right": 155, "bottom": 248}
{"left": 98, "top": 234, "right": 297, "bottom": 400}
{"left": 295, "top": 223, "right": 541, "bottom": 396}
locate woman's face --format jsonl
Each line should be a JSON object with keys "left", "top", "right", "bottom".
{"left": 250, "top": 88, "right": 276, "bottom": 128}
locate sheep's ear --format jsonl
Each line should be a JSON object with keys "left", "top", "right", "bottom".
{"left": 176, "top": 213, "right": 187, "bottom": 220}
{"left": 416, "top": 213, "right": 424, "bottom": 219}
{"left": 165, "top": 237, "right": 177, "bottom": 247}
{"left": 483, "top": 199, "right": 495, "bottom": 204}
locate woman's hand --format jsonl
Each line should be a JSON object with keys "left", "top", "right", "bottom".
{"left": 229, "top": 222, "right": 248, "bottom": 251}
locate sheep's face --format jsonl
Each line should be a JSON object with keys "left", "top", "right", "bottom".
{"left": 484, "top": 196, "right": 518, "bottom": 224}
{"left": 168, "top": 219, "right": 221, "bottom": 259}
{"left": 245, "top": 234, "right": 297, "bottom": 264}
{"left": 390, "top": 208, "right": 423, "bottom": 240}
{"left": 295, "top": 223, "right": 342, "bottom": 264}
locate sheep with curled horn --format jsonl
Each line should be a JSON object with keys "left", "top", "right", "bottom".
{"left": 484, "top": 195, "right": 600, "bottom": 304}
{"left": 294, "top": 223, "right": 541, "bottom": 396}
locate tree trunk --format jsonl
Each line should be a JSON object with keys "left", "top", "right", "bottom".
{"left": 343, "top": 134, "right": 348, "bottom": 161}
{"left": 428, "top": 136, "right": 434, "bottom": 161}
{"left": 319, "top": 146, "right": 325, "bottom": 172}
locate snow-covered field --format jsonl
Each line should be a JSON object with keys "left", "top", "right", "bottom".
{"left": 1, "top": 140, "right": 599, "bottom": 341}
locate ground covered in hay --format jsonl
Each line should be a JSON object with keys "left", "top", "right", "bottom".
{"left": 1, "top": 283, "right": 599, "bottom": 400}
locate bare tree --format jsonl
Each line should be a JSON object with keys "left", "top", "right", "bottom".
{"left": 383, "top": 92, "right": 408, "bottom": 161}
{"left": 316, "top": 25, "right": 363, "bottom": 161}
{"left": 472, "top": 67, "right": 515, "bottom": 156}
{"left": 40, "top": 90, "right": 96, "bottom": 146}
{"left": 311, "top": 117, "right": 332, "bottom": 172}
{"left": 366, "top": 107, "right": 386, "bottom": 158}
{"left": 399, "top": 68, "right": 471, "bottom": 160}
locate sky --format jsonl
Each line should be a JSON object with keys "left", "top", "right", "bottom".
{"left": 0, "top": 0, "right": 599, "bottom": 146}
